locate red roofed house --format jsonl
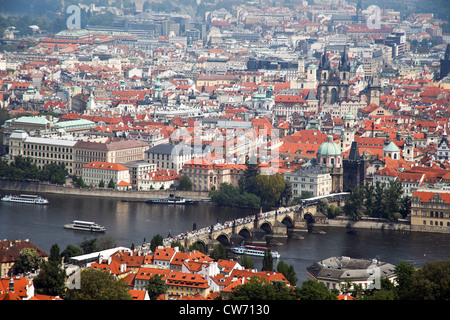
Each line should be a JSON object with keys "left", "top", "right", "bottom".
{"left": 0, "top": 276, "right": 34, "bottom": 300}
{"left": 90, "top": 255, "right": 132, "bottom": 279}
{"left": 153, "top": 246, "right": 177, "bottom": 269}
{"left": 166, "top": 271, "right": 210, "bottom": 298}
{"left": 81, "top": 161, "right": 131, "bottom": 189}
{"left": 411, "top": 189, "right": 450, "bottom": 233}
{"left": 138, "top": 169, "right": 180, "bottom": 191}
{"left": 133, "top": 267, "right": 172, "bottom": 291}
{"left": 0, "top": 239, "right": 48, "bottom": 277}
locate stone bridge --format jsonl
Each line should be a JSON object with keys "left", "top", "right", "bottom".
{"left": 163, "top": 203, "right": 325, "bottom": 253}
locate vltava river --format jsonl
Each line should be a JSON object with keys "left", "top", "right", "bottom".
{"left": 1, "top": 193, "right": 450, "bottom": 284}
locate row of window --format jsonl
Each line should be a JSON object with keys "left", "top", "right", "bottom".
{"left": 286, "top": 176, "right": 316, "bottom": 182}
{"left": 23, "top": 144, "right": 72, "bottom": 153}
{"left": 423, "top": 220, "right": 450, "bottom": 227}
{"left": 25, "top": 151, "right": 72, "bottom": 160}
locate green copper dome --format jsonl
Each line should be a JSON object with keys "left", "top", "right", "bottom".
{"left": 317, "top": 135, "right": 342, "bottom": 156}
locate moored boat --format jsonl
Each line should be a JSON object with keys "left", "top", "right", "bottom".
{"left": 1, "top": 194, "right": 49, "bottom": 205}
{"left": 64, "top": 220, "right": 106, "bottom": 232}
{"left": 232, "top": 245, "right": 280, "bottom": 259}
{"left": 146, "top": 194, "right": 198, "bottom": 205}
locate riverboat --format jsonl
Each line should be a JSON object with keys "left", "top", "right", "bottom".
{"left": 146, "top": 194, "right": 198, "bottom": 205}
{"left": 232, "top": 245, "right": 280, "bottom": 259}
{"left": 1, "top": 194, "right": 49, "bottom": 205}
{"left": 64, "top": 220, "right": 106, "bottom": 232}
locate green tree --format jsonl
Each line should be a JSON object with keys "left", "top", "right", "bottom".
{"left": 98, "top": 179, "right": 105, "bottom": 188}
{"left": 384, "top": 180, "right": 403, "bottom": 221}
{"left": 80, "top": 238, "right": 98, "bottom": 254}
{"left": 229, "top": 276, "right": 295, "bottom": 300}
{"left": 178, "top": 175, "right": 193, "bottom": 191}
{"left": 280, "top": 179, "right": 293, "bottom": 206}
{"left": 150, "top": 234, "right": 164, "bottom": 252}
{"left": 254, "top": 174, "right": 285, "bottom": 207}
{"left": 326, "top": 204, "right": 342, "bottom": 219}
{"left": 210, "top": 243, "right": 227, "bottom": 261}
{"left": 11, "top": 156, "right": 40, "bottom": 180}
{"left": 373, "top": 181, "right": 387, "bottom": 218}
{"left": 276, "top": 260, "right": 297, "bottom": 286}
{"left": 188, "top": 242, "right": 206, "bottom": 254}
{"left": 407, "top": 260, "right": 450, "bottom": 300}
{"left": 39, "top": 163, "right": 68, "bottom": 185}
{"left": 395, "top": 261, "right": 416, "bottom": 299}
{"left": 363, "top": 183, "right": 375, "bottom": 217}
{"left": 96, "top": 236, "right": 117, "bottom": 251}
{"left": 12, "top": 248, "right": 42, "bottom": 274}
{"left": 363, "top": 278, "right": 398, "bottom": 300}
{"left": 72, "top": 175, "right": 87, "bottom": 188}
{"left": 49, "top": 244, "right": 61, "bottom": 264}
{"left": 240, "top": 254, "right": 254, "bottom": 269}
{"left": 146, "top": 274, "right": 167, "bottom": 300}
{"left": 291, "top": 191, "right": 313, "bottom": 205}
{"left": 238, "top": 163, "right": 258, "bottom": 194}
{"left": 33, "top": 259, "right": 66, "bottom": 297}
{"left": 65, "top": 269, "right": 132, "bottom": 300}
{"left": 210, "top": 182, "right": 260, "bottom": 208}
{"left": 170, "top": 240, "right": 185, "bottom": 252}
{"left": 61, "top": 245, "right": 82, "bottom": 262}
{"left": 108, "top": 178, "right": 116, "bottom": 189}
{"left": 296, "top": 280, "right": 337, "bottom": 300}
{"left": 262, "top": 249, "right": 273, "bottom": 271}
{"left": 343, "top": 186, "right": 365, "bottom": 221}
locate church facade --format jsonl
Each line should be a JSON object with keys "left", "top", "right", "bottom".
{"left": 316, "top": 47, "right": 351, "bottom": 107}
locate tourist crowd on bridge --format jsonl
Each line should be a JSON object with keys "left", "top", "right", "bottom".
{"left": 162, "top": 206, "right": 300, "bottom": 246}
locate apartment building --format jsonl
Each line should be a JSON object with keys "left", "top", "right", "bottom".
{"left": 283, "top": 167, "right": 332, "bottom": 197}
{"left": 137, "top": 169, "right": 179, "bottom": 190}
{"left": 145, "top": 143, "right": 194, "bottom": 174}
{"left": 8, "top": 130, "right": 149, "bottom": 178}
{"left": 166, "top": 271, "right": 210, "bottom": 298}
{"left": 73, "top": 138, "right": 149, "bottom": 175}
{"left": 411, "top": 188, "right": 450, "bottom": 233}
{"left": 182, "top": 159, "right": 246, "bottom": 191}
{"left": 8, "top": 130, "right": 77, "bottom": 174}
{"left": 81, "top": 161, "right": 131, "bottom": 188}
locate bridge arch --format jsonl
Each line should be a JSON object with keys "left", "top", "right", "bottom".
{"left": 216, "top": 233, "right": 231, "bottom": 246}
{"left": 259, "top": 221, "right": 273, "bottom": 235}
{"left": 304, "top": 212, "right": 315, "bottom": 224}
{"left": 237, "top": 227, "right": 252, "bottom": 240}
{"left": 192, "top": 240, "right": 207, "bottom": 253}
{"left": 281, "top": 215, "right": 294, "bottom": 228}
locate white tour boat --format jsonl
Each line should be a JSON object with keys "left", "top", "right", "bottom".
{"left": 232, "top": 245, "right": 280, "bottom": 259}
{"left": 64, "top": 220, "right": 106, "bottom": 232}
{"left": 1, "top": 194, "right": 49, "bottom": 205}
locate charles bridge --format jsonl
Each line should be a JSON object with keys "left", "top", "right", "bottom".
{"left": 163, "top": 202, "right": 329, "bottom": 253}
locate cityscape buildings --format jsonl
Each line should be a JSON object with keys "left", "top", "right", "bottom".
{"left": 0, "top": 0, "right": 450, "bottom": 302}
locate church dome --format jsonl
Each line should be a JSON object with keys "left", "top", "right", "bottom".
{"left": 318, "top": 135, "right": 342, "bottom": 156}
{"left": 383, "top": 141, "right": 400, "bottom": 152}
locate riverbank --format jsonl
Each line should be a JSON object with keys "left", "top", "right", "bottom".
{"left": 315, "top": 217, "right": 411, "bottom": 232}
{"left": 0, "top": 179, "right": 210, "bottom": 201}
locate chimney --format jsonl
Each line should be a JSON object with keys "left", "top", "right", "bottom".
{"left": 9, "top": 278, "right": 14, "bottom": 292}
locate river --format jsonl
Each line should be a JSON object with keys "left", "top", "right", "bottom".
{"left": 1, "top": 192, "right": 450, "bottom": 285}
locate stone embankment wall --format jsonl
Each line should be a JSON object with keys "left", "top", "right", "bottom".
{"left": 316, "top": 217, "right": 412, "bottom": 231}
{"left": 0, "top": 180, "right": 210, "bottom": 201}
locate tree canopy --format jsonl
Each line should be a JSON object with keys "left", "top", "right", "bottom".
{"left": 229, "top": 277, "right": 296, "bottom": 300}
{"left": 65, "top": 268, "right": 132, "bottom": 300}
{"left": 344, "top": 181, "right": 411, "bottom": 221}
